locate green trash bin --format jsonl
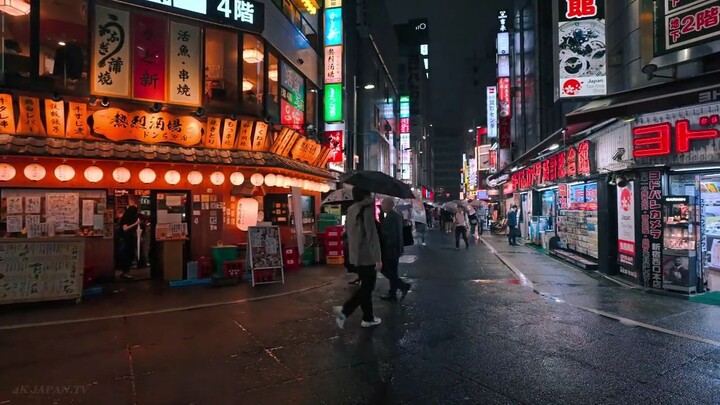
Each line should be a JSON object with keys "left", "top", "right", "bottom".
{"left": 211, "top": 245, "right": 238, "bottom": 278}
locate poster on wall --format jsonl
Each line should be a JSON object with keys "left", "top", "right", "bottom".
{"left": 639, "top": 170, "right": 664, "bottom": 289}
{"left": 557, "top": 0, "right": 607, "bottom": 98}
{"left": 617, "top": 182, "right": 638, "bottom": 278}
{"left": 92, "top": 6, "right": 131, "bottom": 98}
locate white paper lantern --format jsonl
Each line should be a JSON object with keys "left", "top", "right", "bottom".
{"left": 275, "top": 174, "right": 285, "bottom": 187}
{"left": 310, "top": 182, "right": 318, "bottom": 191}
{"left": 139, "top": 168, "right": 157, "bottom": 184}
{"left": 250, "top": 173, "right": 264, "bottom": 186}
{"left": 112, "top": 167, "right": 131, "bottom": 183}
{"left": 187, "top": 170, "right": 203, "bottom": 185}
{"left": 321, "top": 184, "right": 331, "bottom": 193}
{"left": 302, "top": 180, "right": 310, "bottom": 190}
{"left": 210, "top": 171, "right": 225, "bottom": 186}
{"left": 0, "top": 163, "right": 16, "bottom": 182}
{"left": 164, "top": 170, "right": 181, "bottom": 185}
{"left": 264, "top": 173, "right": 277, "bottom": 187}
{"left": 53, "top": 164, "right": 75, "bottom": 182}
{"left": 230, "top": 172, "right": 245, "bottom": 186}
{"left": 290, "top": 178, "right": 300, "bottom": 188}
{"left": 236, "top": 198, "right": 259, "bottom": 231}
{"left": 282, "top": 176, "right": 292, "bottom": 188}
{"left": 24, "top": 163, "right": 46, "bottom": 181}
{"left": 84, "top": 166, "right": 103, "bottom": 183}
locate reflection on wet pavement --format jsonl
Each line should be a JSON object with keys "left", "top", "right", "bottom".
{"left": 0, "top": 231, "right": 719, "bottom": 404}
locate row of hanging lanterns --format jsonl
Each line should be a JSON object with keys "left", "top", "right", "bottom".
{"left": 0, "top": 163, "right": 331, "bottom": 192}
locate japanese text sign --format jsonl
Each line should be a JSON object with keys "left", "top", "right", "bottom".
{"left": 271, "top": 127, "right": 301, "bottom": 157}
{"left": 632, "top": 118, "right": 720, "bottom": 160}
{"left": 324, "top": 45, "right": 343, "bottom": 84}
{"left": 168, "top": 22, "right": 202, "bottom": 106}
{"left": 92, "top": 6, "right": 131, "bottom": 98}
{"left": 236, "top": 120, "right": 254, "bottom": 150}
{"left": 324, "top": 83, "right": 343, "bottom": 122}
{"left": 92, "top": 107, "right": 203, "bottom": 146}
{"left": 132, "top": 13, "right": 168, "bottom": 102}
{"left": 324, "top": 7, "right": 343, "bottom": 46}
{"left": 44, "top": 100, "right": 66, "bottom": 138}
{"left": 511, "top": 141, "right": 594, "bottom": 190}
{"left": 498, "top": 77, "right": 511, "bottom": 117}
{"left": 125, "top": 0, "right": 264, "bottom": 33}
{"left": 639, "top": 170, "right": 664, "bottom": 289}
{"left": 66, "top": 102, "right": 90, "bottom": 138}
{"left": 655, "top": 0, "right": 720, "bottom": 55}
{"left": 487, "top": 86, "right": 497, "bottom": 138}
{"left": 0, "top": 94, "right": 16, "bottom": 134}
{"left": 325, "top": 130, "right": 344, "bottom": 163}
{"left": 17, "top": 97, "right": 46, "bottom": 136}
{"left": 204, "top": 117, "right": 222, "bottom": 147}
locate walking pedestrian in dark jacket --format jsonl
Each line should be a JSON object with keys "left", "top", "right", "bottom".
{"left": 507, "top": 205, "right": 518, "bottom": 246}
{"left": 379, "top": 198, "right": 411, "bottom": 302}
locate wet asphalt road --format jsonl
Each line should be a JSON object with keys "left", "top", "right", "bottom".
{"left": 1, "top": 231, "right": 719, "bottom": 404}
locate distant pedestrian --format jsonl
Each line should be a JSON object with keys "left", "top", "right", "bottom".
{"left": 379, "top": 198, "right": 412, "bottom": 302}
{"left": 478, "top": 204, "right": 488, "bottom": 236}
{"left": 442, "top": 209, "right": 453, "bottom": 233}
{"left": 415, "top": 221, "right": 427, "bottom": 246}
{"left": 507, "top": 205, "right": 519, "bottom": 246}
{"left": 334, "top": 187, "right": 383, "bottom": 329}
{"left": 454, "top": 207, "right": 470, "bottom": 250}
{"left": 468, "top": 206, "right": 478, "bottom": 239}
{"left": 118, "top": 205, "right": 140, "bottom": 279}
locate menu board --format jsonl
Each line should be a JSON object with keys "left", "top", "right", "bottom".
{"left": 0, "top": 239, "right": 85, "bottom": 304}
{"left": 264, "top": 194, "right": 290, "bottom": 226}
{"left": 247, "top": 226, "right": 283, "bottom": 269}
{"left": 46, "top": 193, "right": 80, "bottom": 231}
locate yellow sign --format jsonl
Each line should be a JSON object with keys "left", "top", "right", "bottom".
{"left": 314, "top": 146, "right": 331, "bottom": 167}
{"left": 221, "top": 118, "right": 238, "bottom": 149}
{"left": 66, "top": 103, "right": 90, "bottom": 139}
{"left": 17, "top": 97, "right": 46, "bottom": 136}
{"left": 252, "top": 121, "right": 269, "bottom": 151}
{"left": 204, "top": 117, "right": 222, "bottom": 148}
{"left": 0, "top": 94, "right": 16, "bottom": 135}
{"left": 91, "top": 108, "right": 203, "bottom": 146}
{"left": 44, "top": 100, "right": 66, "bottom": 138}
{"left": 291, "top": 137, "right": 322, "bottom": 164}
{"left": 270, "top": 127, "right": 300, "bottom": 157}
{"left": 236, "top": 120, "right": 254, "bottom": 150}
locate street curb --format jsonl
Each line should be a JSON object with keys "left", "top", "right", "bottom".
{"left": 478, "top": 236, "right": 534, "bottom": 289}
{"left": 0, "top": 281, "right": 333, "bottom": 330}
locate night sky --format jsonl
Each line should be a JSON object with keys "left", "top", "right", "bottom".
{"left": 385, "top": 0, "right": 513, "bottom": 134}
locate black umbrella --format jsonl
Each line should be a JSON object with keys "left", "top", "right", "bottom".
{"left": 340, "top": 170, "right": 415, "bottom": 199}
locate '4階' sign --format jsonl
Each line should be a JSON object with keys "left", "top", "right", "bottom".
{"left": 129, "top": 0, "right": 264, "bottom": 33}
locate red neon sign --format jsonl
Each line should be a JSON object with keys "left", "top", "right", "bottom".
{"left": 565, "top": 0, "right": 598, "bottom": 19}
{"left": 510, "top": 141, "right": 593, "bottom": 191}
{"left": 632, "top": 119, "right": 720, "bottom": 158}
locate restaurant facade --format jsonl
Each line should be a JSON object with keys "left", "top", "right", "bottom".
{"left": 0, "top": 0, "right": 334, "bottom": 304}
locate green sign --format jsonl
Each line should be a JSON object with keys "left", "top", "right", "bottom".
{"left": 324, "top": 83, "right": 343, "bottom": 122}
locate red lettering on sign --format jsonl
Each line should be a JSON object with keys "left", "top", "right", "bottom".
{"left": 577, "top": 141, "right": 591, "bottom": 175}
{"left": 632, "top": 123, "right": 672, "bottom": 158}
{"left": 556, "top": 151, "right": 567, "bottom": 178}
{"left": 565, "top": 0, "right": 598, "bottom": 19}
{"left": 567, "top": 147, "right": 577, "bottom": 178}
{"left": 675, "top": 119, "right": 720, "bottom": 153}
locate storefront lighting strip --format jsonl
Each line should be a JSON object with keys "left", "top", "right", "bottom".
{"left": 565, "top": 181, "right": 586, "bottom": 187}
{"left": 672, "top": 166, "right": 720, "bottom": 172}
{"left": 536, "top": 185, "right": 558, "bottom": 192}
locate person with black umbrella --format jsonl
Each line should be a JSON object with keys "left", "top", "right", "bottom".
{"left": 333, "top": 187, "right": 383, "bottom": 329}
{"left": 379, "top": 197, "right": 411, "bottom": 302}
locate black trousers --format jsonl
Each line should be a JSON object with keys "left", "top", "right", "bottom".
{"left": 508, "top": 226, "right": 517, "bottom": 245}
{"left": 342, "top": 265, "right": 377, "bottom": 322}
{"left": 455, "top": 226, "right": 468, "bottom": 248}
{"left": 382, "top": 254, "right": 408, "bottom": 295}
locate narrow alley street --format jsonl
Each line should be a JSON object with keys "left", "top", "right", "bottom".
{"left": 1, "top": 230, "right": 719, "bottom": 404}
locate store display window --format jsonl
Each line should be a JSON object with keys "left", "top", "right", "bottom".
{"left": 267, "top": 52, "right": 280, "bottom": 122}
{"left": 2, "top": 2, "right": 32, "bottom": 79}
{"left": 204, "top": 28, "right": 239, "bottom": 107}
{"left": 242, "top": 34, "right": 265, "bottom": 110}
{"left": 39, "top": 0, "right": 88, "bottom": 92}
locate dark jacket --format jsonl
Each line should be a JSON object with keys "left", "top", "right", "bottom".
{"left": 381, "top": 210, "right": 404, "bottom": 260}
{"left": 346, "top": 199, "right": 382, "bottom": 266}
{"left": 507, "top": 210, "right": 518, "bottom": 227}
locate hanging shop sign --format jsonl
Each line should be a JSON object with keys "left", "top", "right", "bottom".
{"left": 399, "top": 118, "right": 410, "bottom": 134}
{"left": 91, "top": 108, "right": 203, "bottom": 146}
{"left": 122, "top": 0, "right": 264, "bottom": 33}
{"left": 66, "top": 102, "right": 90, "bottom": 139}
{"left": 489, "top": 149, "right": 498, "bottom": 172}
{"left": 498, "top": 77, "right": 511, "bottom": 117}
{"left": 0, "top": 94, "right": 16, "bottom": 134}
{"left": 324, "top": 83, "right": 343, "bottom": 122}
{"left": 17, "top": 97, "right": 46, "bottom": 136}
{"left": 557, "top": 0, "right": 607, "bottom": 98}
{"left": 168, "top": 22, "right": 202, "bottom": 106}
{"left": 499, "top": 118, "right": 511, "bottom": 149}
{"left": 235, "top": 119, "right": 254, "bottom": 150}
{"left": 511, "top": 140, "right": 595, "bottom": 190}
{"left": 291, "top": 137, "right": 323, "bottom": 164}
{"left": 251, "top": 121, "right": 269, "bottom": 151}
{"left": 132, "top": 13, "right": 168, "bottom": 102}
{"left": 44, "top": 100, "right": 65, "bottom": 138}
{"left": 324, "top": 46, "right": 343, "bottom": 84}
{"left": 617, "top": 181, "right": 638, "bottom": 279}
{"left": 221, "top": 118, "right": 238, "bottom": 149}
{"left": 325, "top": 130, "right": 344, "bottom": 164}
{"left": 486, "top": 86, "right": 498, "bottom": 138}
{"left": 468, "top": 158, "right": 478, "bottom": 189}
{"left": 271, "top": 127, "right": 301, "bottom": 157}
{"left": 324, "top": 7, "right": 343, "bottom": 47}
{"left": 204, "top": 117, "right": 223, "bottom": 148}
{"left": 632, "top": 115, "right": 720, "bottom": 164}
{"left": 92, "top": 6, "right": 132, "bottom": 98}
{"left": 654, "top": 0, "right": 720, "bottom": 56}
{"left": 639, "top": 170, "right": 664, "bottom": 289}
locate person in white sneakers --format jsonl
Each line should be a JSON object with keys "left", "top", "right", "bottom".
{"left": 333, "top": 187, "right": 383, "bottom": 329}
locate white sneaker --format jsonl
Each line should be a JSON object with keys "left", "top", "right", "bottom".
{"left": 361, "top": 317, "right": 382, "bottom": 328}
{"left": 333, "top": 306, "right": 346, "bottom": 329}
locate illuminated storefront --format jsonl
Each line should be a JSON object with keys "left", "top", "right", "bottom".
{"left": 0, "top": 0, "right": 332, "bottom": 299}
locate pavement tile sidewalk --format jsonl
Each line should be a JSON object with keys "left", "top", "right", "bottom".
{"left": 0, "top": 266, "right": 344, "bottom": 329}
{"left": 480, "top": 234, "right": 720, "bottom": 343}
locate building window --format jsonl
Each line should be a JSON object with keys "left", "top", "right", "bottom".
{"left": 271, "top": 0, "right": 319, "bottom": 50}
{"left": 267, "top": 52, "right": 280, "bottom": 122}
{"left": 306, "top": 84, "right": 317, "bottom": 128}
{"left": 242, "top": 34, "right": 264, "bottom": 111}
{"left": 1, "top": 2, "right": 32, "bottom": 80}
{"left": 204, "top": 28, "right": 238, "bottom": 107}
{"left": 38, "top": 0, "right": 88, "bottom": 91}
{"left": 279, "top": 60, "right": 304, "bottom": 131}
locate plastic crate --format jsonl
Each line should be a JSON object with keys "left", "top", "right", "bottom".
{"left": 325, "top": 226, "right": 344, "bottom": 240}
{"left": 222, "top": 260, "right": 245, "bottom": 278}
{"left": 284, "top": 257, "right": 301, "bottom": 271}
{"left": 198, "top": 257, "right": 213, "bottom": 279}
{"left": 326, "top": 255, "right": 345, "bottom": 265}
{"left": 325, "top": 239, "right": 343, "bottom": 249}
{"left": 326, "top": 249, "right": 343, "bottom": 257}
